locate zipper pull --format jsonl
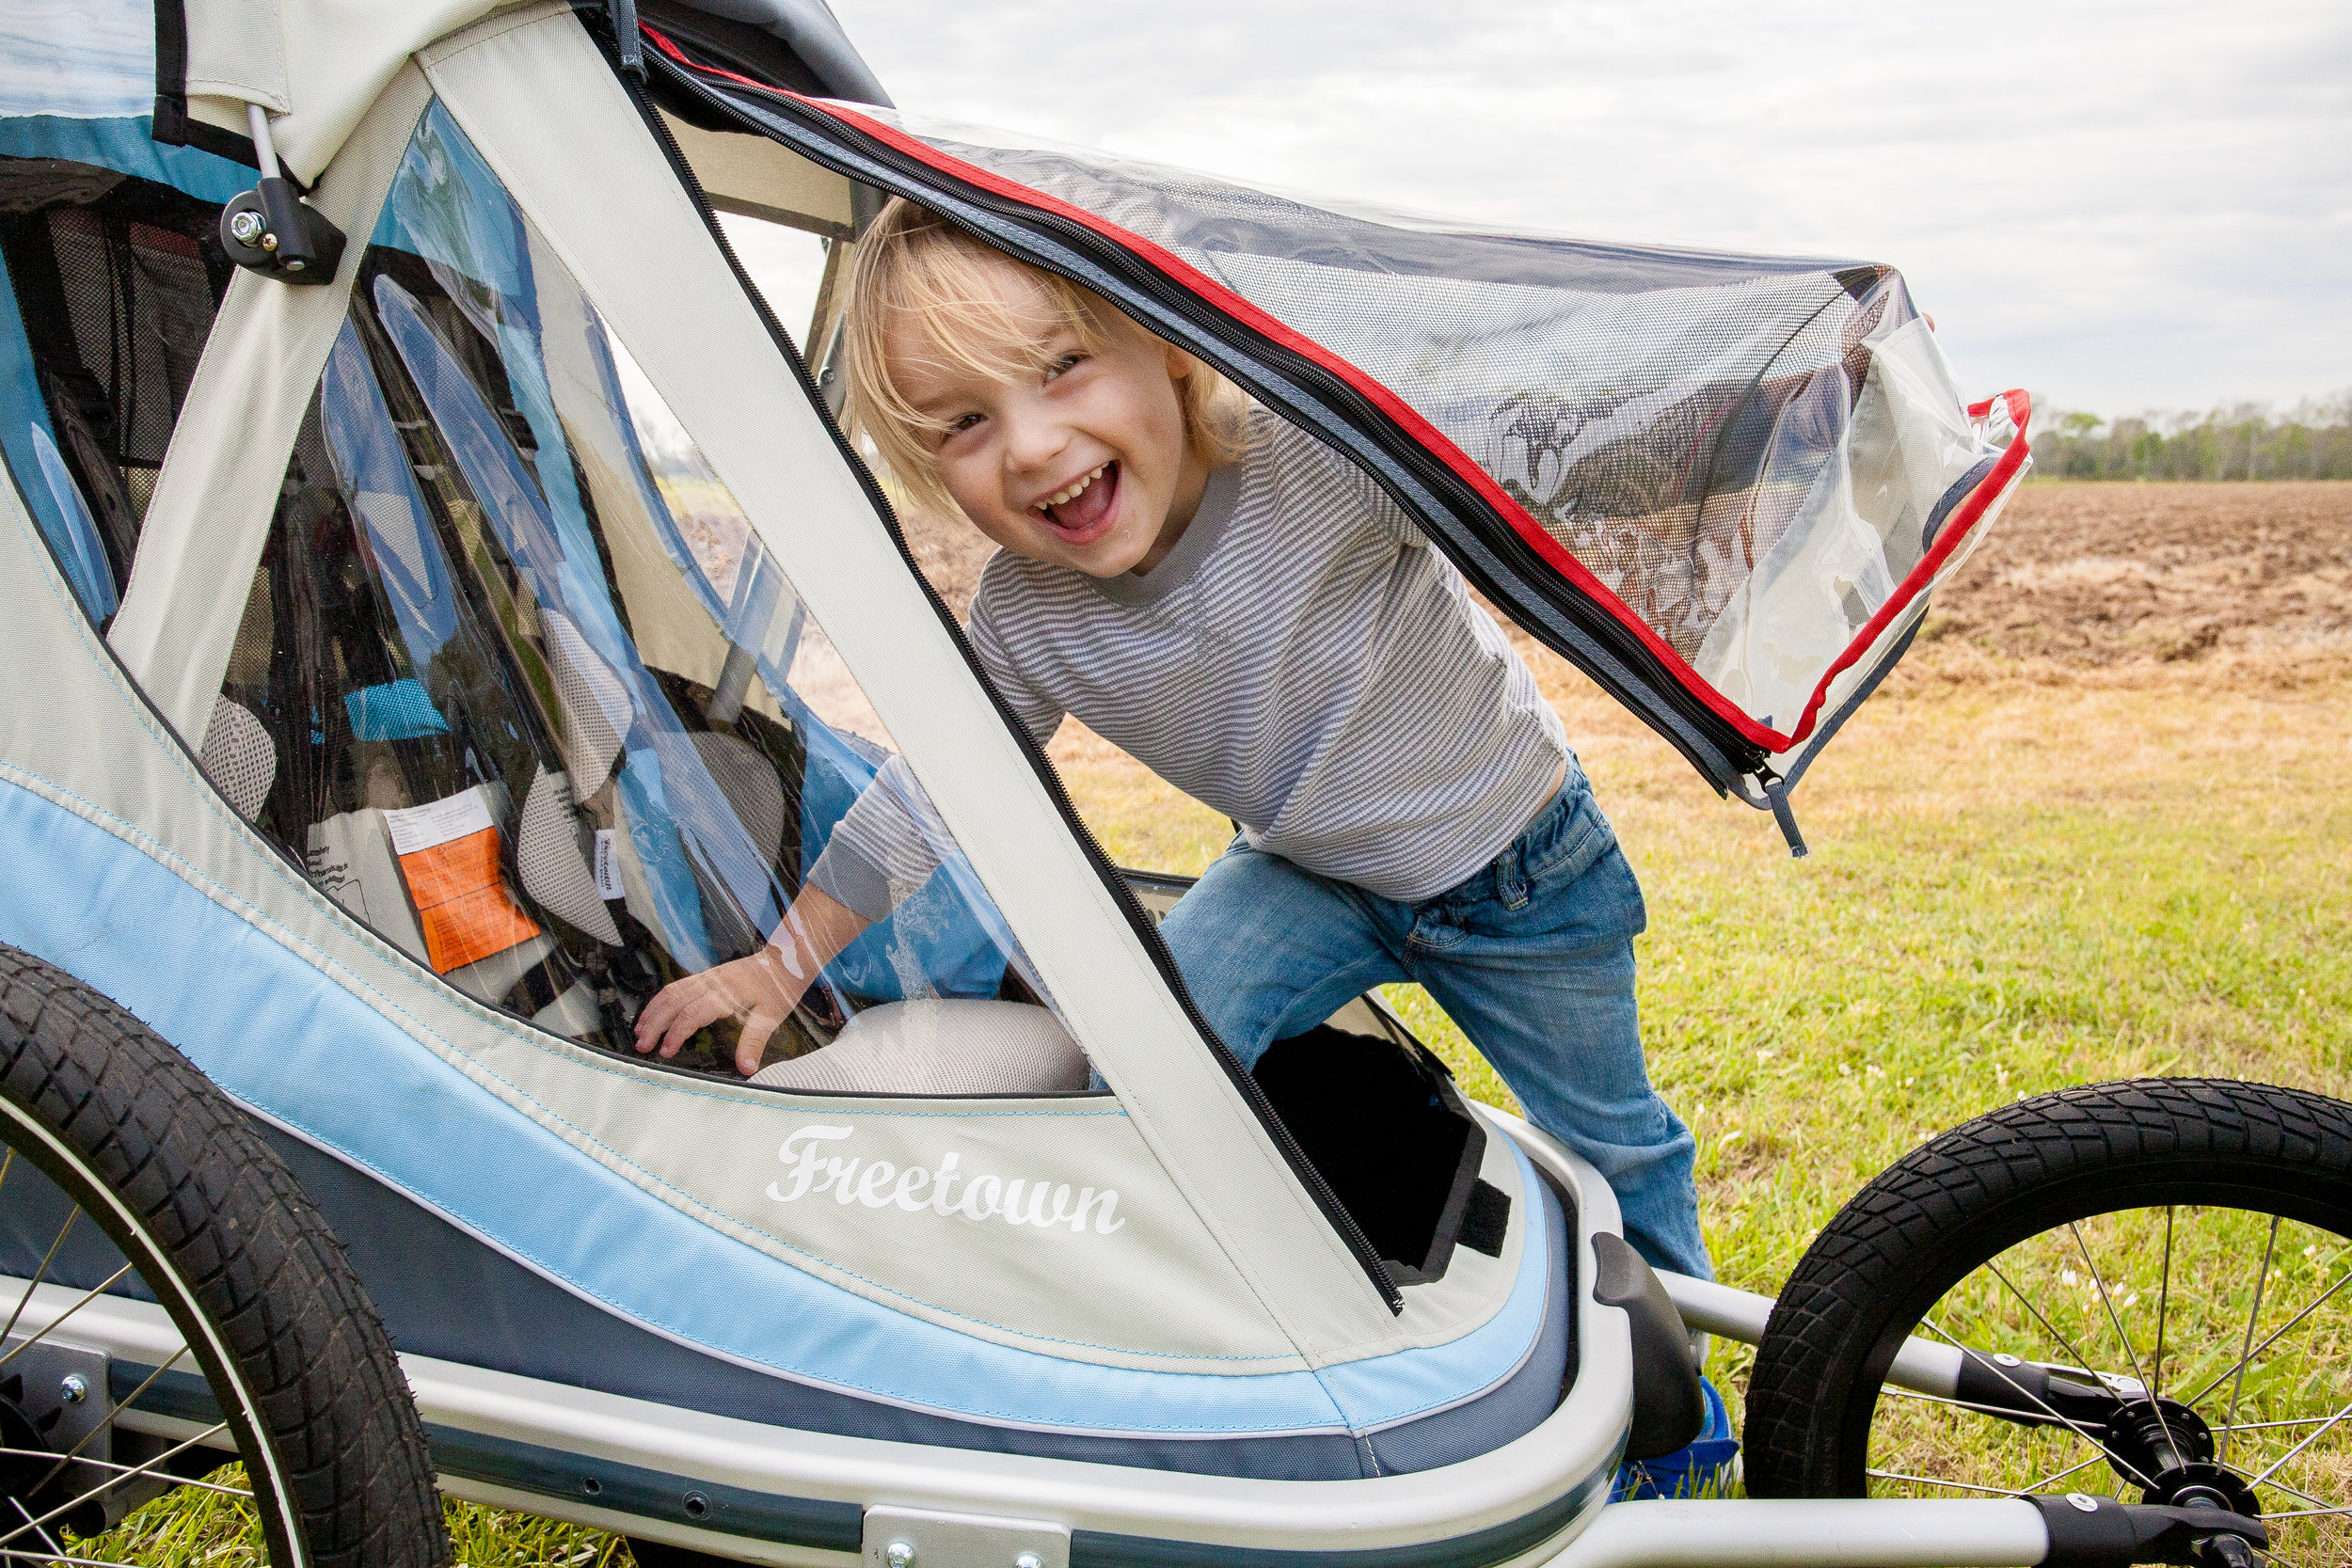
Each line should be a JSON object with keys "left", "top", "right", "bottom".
{"left": 1759, "top": 771, "right": 1809, "bottom": 860}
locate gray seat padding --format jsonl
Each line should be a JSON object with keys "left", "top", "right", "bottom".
{"left": 750, "top": 1000, "right": 1089, "bottom": 1096}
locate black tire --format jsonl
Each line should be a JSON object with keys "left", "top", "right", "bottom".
{"left": 0, "top": 944, "right": 452, "bottom": 1567}
{"left": 1746, "top": 1078, "right": 2352, "bottom": 1506}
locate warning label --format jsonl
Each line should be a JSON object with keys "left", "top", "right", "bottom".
{"left": 383, "top": 787, "right": 541, "bottom": 974}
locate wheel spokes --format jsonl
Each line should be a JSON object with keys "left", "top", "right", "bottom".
{"left": 2183, "top": 1267, "right": 2351, "bottom": 1409}
{"left": 2218, "top": 1215, "right": 2281, "bottom": 1471}
{"left": 1868, "top": 1207, "right": 2347, "bottom": 1561}
{"left": 1911, "top": 1310, "right": 2160, "bottom": 1493}
{"left": 0, "top": 1263, "right": 135, "bottom": 1376}
{"left": 0, "top": 1212, "right": 80, "bottom": 1348}
{"left": 0, "top": 1420, "right": 230, "bottom": 1551}
{"left": 2153, "top": 1207, "right": 2173, "bottom": 1403}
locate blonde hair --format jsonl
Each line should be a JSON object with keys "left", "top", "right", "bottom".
{"left": 838, "top": 198, "right": 1249, "bottom": 519}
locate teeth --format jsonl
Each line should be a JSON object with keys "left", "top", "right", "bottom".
{"left": 1036, "top": 464, "right": 1107, "bottom": 514}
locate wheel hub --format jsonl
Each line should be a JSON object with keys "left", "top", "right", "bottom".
{"left": 0, "top": 1369, "right": 98, "bottom": 1539}
{"left": 2104, "top": 1397, "right": 2260, "bottom": 1516}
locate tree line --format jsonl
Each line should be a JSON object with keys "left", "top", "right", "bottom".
{"left": 2026, "top": 391, "right": 2352, "bottom": 481}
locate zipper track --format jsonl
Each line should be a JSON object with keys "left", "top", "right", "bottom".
{"left": 657, "top": 66, "right": 1772, "bottom": 788}
{"left": 615, "top": 39, "right": 1404, "bottom": 1312}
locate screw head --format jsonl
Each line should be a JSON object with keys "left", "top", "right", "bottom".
{"left": 228, "top": 209, "right": 266, "bottom": 245}
{"left": 1994, "top": 1353, "right": 2023, "bottom": 1367}
{"left": 1014, "top": 1554, "right": 1044, "bottom": 1568}
{"left": 2067, "top": 1493, "right": 2100, "bottom": 1513}
{"left": 57, "top": 1374, "right": 86, "bottom": 1404}
{"left": 884, "top": 1543, "right": 915, "bottom": 1568}
{"left": 259, "top": 231, "right": 279, "bottom": 252}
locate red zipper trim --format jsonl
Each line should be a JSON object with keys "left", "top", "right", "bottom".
{"left": 1785, "top": 389, "right": 2032, "bottom": 744}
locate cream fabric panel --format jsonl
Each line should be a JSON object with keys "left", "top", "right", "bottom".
{"left": 0, "top": 471, "right": 1297, "bottom": 1369}
{"left": 418, "top": 8, "right": 1415, "bottom": 1363}
{"left": 662, "top": 111, "right": 854, "bottom": 239}
{"left": 108, "top": 64, "right": 433, "bottom": 745}
{"left": 183, "top": 0, "right": 291, "bottom": 114}
{"left": 183, "top": 0, "right": 504, "bottom": 181}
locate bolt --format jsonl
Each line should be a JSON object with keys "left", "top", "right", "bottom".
{"left": 286, "top": 259, "right": 304, "bottom": 271}
{"left": 259, "top": 231, "right": 278, "bottom": 252}
{"left": 1994, "top": 1353, "right": 2022, "bottom": 1367}
{"left": 884, "top": 1543, "right": 915, "bottom": 1568}
{"left": 2067, "top": 1493, "right": 2099, "bottom": 1513}
{"left": 57, "top": 1374, "right": 86, "bottom": 1405}
{"left": 228, "top": 210, "right": 266, "bottom": 245}
{"left": 1014, "top": 1554, "right": 1044, "bottom": 1568}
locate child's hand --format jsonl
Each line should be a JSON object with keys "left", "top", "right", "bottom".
{"left": 633, "top": 943, "right": 812, "bottom": 1077}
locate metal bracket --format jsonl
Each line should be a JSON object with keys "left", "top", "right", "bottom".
{"left": 862, "top": 1504, "right": 1071, "bottom": 1568}
{"left": 217, "top": 104, "right": 346, "bottom": 285}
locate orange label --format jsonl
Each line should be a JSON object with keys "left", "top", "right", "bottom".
{"left": 396, "top": 823, "right": 541, "bottom": 974}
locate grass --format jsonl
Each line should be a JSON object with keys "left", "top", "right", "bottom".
{"left": 86, "top": 647, "right": 2352, "bottom": 1562}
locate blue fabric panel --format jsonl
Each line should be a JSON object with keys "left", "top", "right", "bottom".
{"left": 0, "top": 116, "right": 249, "bottom": 207}
{"left": 258, "top": 1132, "right": 1373, "bottom": 1480}
{"left": 1316, "top": 1138, "right": 1552, "bottom": 1430}
{"left": 0, "top": 777, "right": 1530, "bottom": 1437}
{"left": 0, "top": 253, "right": 115, "bottom": 620}
{"left": 1366, "top": 1164, "right": 1571, "bottom": 1473}
{"left": 344, "top": 679, "right": 449, "bottom": 741}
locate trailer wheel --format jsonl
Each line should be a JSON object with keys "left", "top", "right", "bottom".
{"left": 1745, "top": 1079, "right": 2352, "bottom": 1560}
{"left": 0, "top": 944, "right": 451, "bottom": 1567}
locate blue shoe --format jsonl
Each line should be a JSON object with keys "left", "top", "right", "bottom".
{"left": 1612, "top": 1376, "right": 1738, "bottom": 1500}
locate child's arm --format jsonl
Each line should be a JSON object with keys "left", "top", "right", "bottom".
{"left": 633, "top": 579, "right": 1063, "bottom": 1078}
{"left": 631, "top": 884, "right": 871, "bottom": 1076}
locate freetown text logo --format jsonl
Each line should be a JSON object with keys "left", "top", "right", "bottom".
{"left": 767, "top": 1125, "right": 1125, "bottom": 1235}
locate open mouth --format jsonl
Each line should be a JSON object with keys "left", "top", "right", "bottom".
{"left": 1035, "top": 461, "right": 1120, "bottom": 543}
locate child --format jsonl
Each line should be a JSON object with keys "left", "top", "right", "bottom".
{"left": 633, "top": 198, "right": 1710, "bottom": 1293}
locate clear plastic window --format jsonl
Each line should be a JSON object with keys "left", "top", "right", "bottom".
{"left": 219, "top": 102, "right": 1084, "bottom": 1095}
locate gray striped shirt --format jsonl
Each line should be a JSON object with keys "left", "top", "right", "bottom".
{"left": 810, "top": 413, "right": 1571, "bottom": 918}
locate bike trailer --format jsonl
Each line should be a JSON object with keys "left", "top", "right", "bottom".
{"left": 0, "top": 2, "right": 2027, "bottom": 1562}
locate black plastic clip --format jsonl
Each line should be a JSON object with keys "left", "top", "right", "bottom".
{"left": 1759, "top": 772, "right": 1808, "bottom": 860}
{"left": 217, "top": 106, "right": 343, "bottom": 286}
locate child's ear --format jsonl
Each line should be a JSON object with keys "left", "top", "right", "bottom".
{"left": 1164, "top": 342, "right": 1199, "bottom": 384}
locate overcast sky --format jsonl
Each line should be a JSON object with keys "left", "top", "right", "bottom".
{"left": 766, "top": 0, "right": 2348, "bottom": 423}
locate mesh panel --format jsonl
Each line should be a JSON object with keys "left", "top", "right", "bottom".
{"left": 516, "top": 765, "right": 623, "bottom": 945}
{"left": 0, "top": 159, "right": 229, "bottom": 602}
{"left": 827, "top": 110, "right": 2004, "bottom": 744}
{"left": 199, "top": 695, "right": 278, "bottom": 822}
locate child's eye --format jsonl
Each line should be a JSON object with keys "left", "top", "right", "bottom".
{"left": 946, "top": 412, "right": 984, "bottom": 435}
{"left": 1042, "top": 353, "right": 1086, "bottom": 383}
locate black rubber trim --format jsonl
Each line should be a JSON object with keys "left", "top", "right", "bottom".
{"left": 599, "top": 20, "right": 1400, "bottom": 1311}
{"left": 644, "top": 44, "right": 1766, "bottom": 795}
{"left": 1458, "top": 1180, "right": 1510, "bottom": 1259}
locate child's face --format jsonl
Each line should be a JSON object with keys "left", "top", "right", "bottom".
{"left": 893, "top": 257, "right": 1209, "bottom": 578}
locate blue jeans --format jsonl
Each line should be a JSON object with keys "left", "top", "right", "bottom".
{"left": 1159, "top": 776, "right": 1710, "bottom": 1281}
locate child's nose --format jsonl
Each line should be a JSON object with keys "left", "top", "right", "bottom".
{"left": 1001, "top": 406, "right": 1069, "bottom": 472}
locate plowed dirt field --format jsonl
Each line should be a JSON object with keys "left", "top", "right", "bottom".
{"left": 1927, "top": 480, "right": 2352, "bottom": 664}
